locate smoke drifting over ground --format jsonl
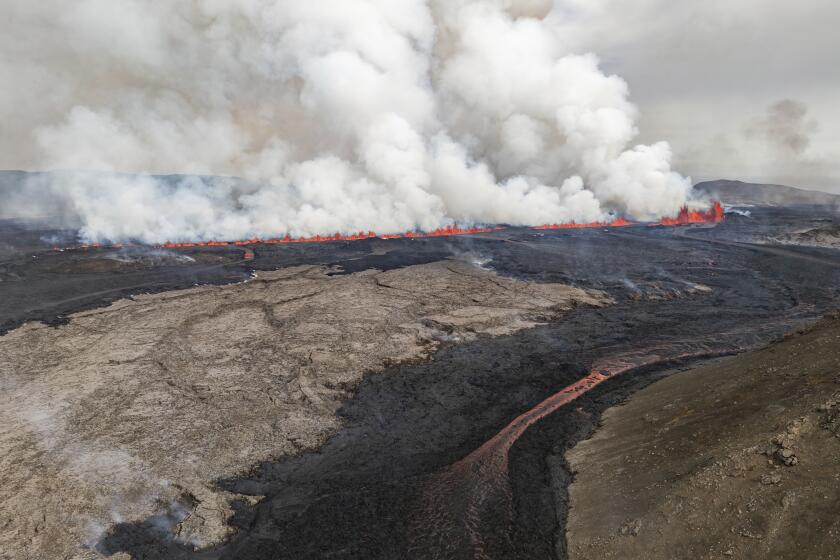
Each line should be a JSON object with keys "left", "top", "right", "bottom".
{"left": 745, "top": 100, "right": 817, "bottom": 156}
{"left": 2, "top": 0, "right": 696, "bottom": 243}
{"left": 741, "top": 100, "right": 832, "bottom": 181}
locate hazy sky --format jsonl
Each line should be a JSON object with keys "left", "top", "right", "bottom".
{"left": 2, "top": 0, "right": 838, "bottom": 196}
{"left": 550, "top": 0, "right": 840, "bottom": 191}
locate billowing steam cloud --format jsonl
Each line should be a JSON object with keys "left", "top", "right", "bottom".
{"left": 3, "top": 0, "right": 697, "bottom": 243}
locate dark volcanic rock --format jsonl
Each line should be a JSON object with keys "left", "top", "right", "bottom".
{"left": 96, "top": 220, "right": 840, "bottom": 560}
{"left": 4, "top": 186, "right": 840, "bottom": 559}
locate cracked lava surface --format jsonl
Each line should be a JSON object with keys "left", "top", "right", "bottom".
{"left": 0, "top": 260, "right": 604, "bottom": 559}
{"left": 3, "top": 205, "right": 840, "bottom": 560}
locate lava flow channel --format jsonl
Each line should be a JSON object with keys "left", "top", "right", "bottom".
{"left": 409, "top": 346, "right": 732, "bottom": 560}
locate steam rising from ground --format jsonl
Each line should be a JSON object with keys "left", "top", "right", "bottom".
{"left": 2, "top": 0, "right": 696, "bottom": 243}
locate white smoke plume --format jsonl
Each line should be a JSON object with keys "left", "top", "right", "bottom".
{"left": 2, "top": 0, "right": 697, "bottom": 243}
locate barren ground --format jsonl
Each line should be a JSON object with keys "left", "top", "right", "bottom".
{"left": 3, "top": 202, "right": 840, "bottom": 560}
{"left": 0, "top": 260, "right": 604, "bottom": 560}
{"left": 774, "top": 224, "right": 840, "bottom": 249}
{"left": 567, "top": 313, "right": 840, "bottom": 559}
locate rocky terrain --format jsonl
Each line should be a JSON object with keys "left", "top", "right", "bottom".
{"left": 96, "top": 221, "right": 840, "bottom": 560}
{"left": 2, "top": 192, "right": 840, "bottom": 560}
{"left": 566, "top": 312, "right": 840, "bottom": 559}
{"left": 774, "top": 224, "right": 840, "bottom": 249}
{"left": 0, "top": 260, "right": 603, "bottom": 560}
{"left": 695, "top": 180, "right": 840, "bottom": 207}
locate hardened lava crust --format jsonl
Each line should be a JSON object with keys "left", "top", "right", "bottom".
{"left": 1, "top": 195, "right": 840, "bottom": 560}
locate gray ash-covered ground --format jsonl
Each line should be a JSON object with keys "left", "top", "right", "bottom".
{"left": 3, "top": 204, "right": 840, "bottom": 560}
{"left": 772, "top": 221, "right": 840, "bottom": 249}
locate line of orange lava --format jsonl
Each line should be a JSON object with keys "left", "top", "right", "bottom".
{"left": 51, "top": 226, "right": 504, "bottom": 253}
{"left": 413, "top": 363, "right": 650, "bottom": 556}
{"left": 533, "top": 202, "right": 724, "bottom": 231}
{"left": 533, "top": 217, "right": 633, "bottom": 230}
{"left": 413, "top": 347, "right": 733, "bottom": 556}
{"left": 51, "top": 203, "right": 723, "bottom": 253}
{"left": 157, "top": 226, "right": 506, "bottom": 250}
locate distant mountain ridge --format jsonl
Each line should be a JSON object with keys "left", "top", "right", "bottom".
{"left": 695, "top": 179, "right": 840, "bottom": 207}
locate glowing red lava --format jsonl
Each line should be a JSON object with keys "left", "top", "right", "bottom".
{"left": 52, "top": 226, "right": 506, "bottom": 253}
{"left": 533, "top": 217, "right": 633, "bottom": 230}
{"left": 412, "top": 348, "right": 732, "bottom": 558}
{"left": 49, "top": 227, "right": 472, "bottom": 252}
{"left": 51, "top": 203, "right": 723, "bottom": 253}
{"left": 658, "top": 201, "right": 725, "bottom": 226}
{"left": 157, "top": 226, "right": 504, "bottom": 250}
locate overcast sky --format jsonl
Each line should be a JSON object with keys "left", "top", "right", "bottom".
{"left": 2, "top": 1, "right": 838, "bottom": 193}
{"left": 550, "top": 0, "right": 840, "bottom": 191}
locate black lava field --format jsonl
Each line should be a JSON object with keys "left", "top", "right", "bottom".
{"left": 3, "top": 206, "right": 840, "bottom": 560}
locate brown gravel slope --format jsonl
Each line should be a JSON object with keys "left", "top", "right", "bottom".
{"left": 0, "top": 260, "right": 606, "bottom": 560}
{"left": 567, "top": 312, "right": 840, "bottom": 560}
